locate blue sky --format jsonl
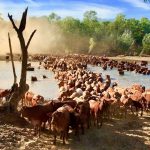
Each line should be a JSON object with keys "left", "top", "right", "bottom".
{"left": 0, "top": 0, "right": 150, "bottom": 20}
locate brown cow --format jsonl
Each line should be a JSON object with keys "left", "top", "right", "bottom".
{"left": 120, "top": 95, "right": 143, "bottom": 117}
{"left": 20, "top": 101, "right": 54, "bottom": 137}
{"left": 0, "top": 89, "right": 10, "bottom": 99}
{"left": 47, "top": 100, "right": 77, "bottom": 129}
{"left": 142, "top": 90, "right": 150, "bottom": 111}
{"left": 24, "top": 92, "right": 44, "bottom": 106}
{"left": 89, "top": 99, "right": 105, "bottom": 128}
{"left": 32, "top": 95, "right": 44, "bottom": 106}
{"left": 51, "top": 105, "right": 70, "bottom": 145}
{"left": 74, "top": 101, "right": 90, "bottom": 134}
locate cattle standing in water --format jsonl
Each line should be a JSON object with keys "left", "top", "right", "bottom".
{"left": 31, "top": 76, "right": 37, "bottom": 81}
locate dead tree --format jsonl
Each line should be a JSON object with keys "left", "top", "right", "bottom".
{"left": 8, "top": 33, "right": 17, "bottom": 84}
{"left": 8, "top": 8, "right": 36, "bottom": 112}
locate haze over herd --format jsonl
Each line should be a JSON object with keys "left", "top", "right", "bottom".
{"left": 0, "top": 1, "right": 150, "bottom": 149}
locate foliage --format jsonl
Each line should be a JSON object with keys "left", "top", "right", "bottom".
{"left": 142, "top": 33, "right": 150, "bottom": 54}
{"left": 3, "top": 9, "right": 147, "bottom": 56}
{"left": 118, "top": 30, "right": 134, "bottom": 53}
{"left": 48, "top": 12, "right": 61, "bottom": 22}
{"left": 48, "top": 11, "right": 150, "bottom": 56}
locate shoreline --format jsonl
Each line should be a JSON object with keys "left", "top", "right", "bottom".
{"left": 0, "top": 55, "right": 150, "bottom": 63}
{"left": 108, "top": 56, "right": 150, "bottom": 63}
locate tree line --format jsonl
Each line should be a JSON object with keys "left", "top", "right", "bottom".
{"left": 47, "top": 11, "right": 150, "bottom": 56}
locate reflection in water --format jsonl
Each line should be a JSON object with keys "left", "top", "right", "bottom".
{"left": 88, "top": 65, "right": 150, "bottom": 89}
{"left": 0, "top": 61, "right": 59, "bottom": 99}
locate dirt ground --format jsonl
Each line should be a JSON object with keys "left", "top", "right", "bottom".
{"left": 0, "top": 112, "right": 149, "bottom": 150}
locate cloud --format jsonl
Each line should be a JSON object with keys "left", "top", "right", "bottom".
{"left": 0, "top": 0, "right": 125, "bottom": 20}
{"left": 122, "top": 0, "right": 150, "bottom": 10}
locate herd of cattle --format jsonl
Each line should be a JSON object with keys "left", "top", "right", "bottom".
{"left": 0, "top": 54, "right": 150, "bottom": 145}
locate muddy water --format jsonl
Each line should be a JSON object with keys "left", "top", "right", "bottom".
{"left": 0, "top": 61, "right": 150, "bottom": 100}
{"left": 88, "top": 65, "right": 150, "bottom": 89}
{"left": 0, "top": 61, "right": 59, "bottom": 99}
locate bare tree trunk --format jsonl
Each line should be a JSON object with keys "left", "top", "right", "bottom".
{"left": 18, "top": 33, "right": 28, "bottom": 94}
{"left": 8, "top": 8, "right": 36, "bottom": 112}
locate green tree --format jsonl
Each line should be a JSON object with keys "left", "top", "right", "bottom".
{"left": 48, "top": 12, "right": 61, "bottom": 22}
{"left": 118, "top": 30, "right": 133, "bottom": 54}
{"left": 83, "top": 10, "right": 98, "bottom": 21}
{"left": 82, "top": 11, "right": 100, "bottom": 37}
{"left": 111, "top": 14, "right": 127, "bottom": 35}
{"left": 60, "top": 17, "right": 81, "bottom": 34}
{"left": 140, "top": 17, "right": 150, "bottom": 34}
{"left": 127, "top": 18, "right": 145, "bottom": 54}
{"left": 141, "top": 33, "right": 150, "bottom": 55}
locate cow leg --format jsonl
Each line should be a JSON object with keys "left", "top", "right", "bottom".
{"left": 99, "top": 114, "right": 103, "bottom": 128}
{"left": 34, "top": 125, "right": 38, "bottom": 136}
{"left": 75, "top": 126, "right": 80, "bottom": 141}
{"left": 81, "top": 123, "right": 84, "bottom": 135}
{"left": 135, "top": 107, "right": 138, "bottom": 116}
{"left": 66, "top": 126, "right": 70, "bottom": 139}
{"left": 96, "top": 113, "right": 99, "bottom": 129}
{"left": 107, "top": 107, "right": 111, "bottom": 119}
{"left": 131, "top": 105, "right": 135, "bottom": 115}
{"left": 62, "top": 133, "right": 65, "bottom": 144}
{"left": 63, "top": 129, "right": 68, "bottom": 145}
{"left": 53, "top": 134, "right": 56, "bottom": 145}
{"left": 93, "top": 113, "right": 96, "bottom": 127}
{"left": 90, "top": 111, "right": 94, "bottom": 127}
{"left": 140, "top": 107, "right": 143, "bottom": 116}
{"left": 60, "top": 131, "right": 63, "bottom": 139}
{"left": 124, "top": 106, "right": 127, "bottom": 118}
{"left": 87, "top": 116, "right": 90, "bottom": 129}
{"left": 38, "top": 126, "right": 41, "bottom": 138}
{"left": 41, "top": 122, "right": 46, "bottom": 130}
{"left": 87, "top": 110, "right": 91, "bottom": 129}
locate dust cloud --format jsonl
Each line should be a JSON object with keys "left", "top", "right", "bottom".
{"left": 0, "top": 17, "right": 65, "bottom": 55}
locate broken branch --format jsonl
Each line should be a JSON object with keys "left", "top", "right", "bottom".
{"left": 8, "top": 13, "right": 18, "bottom": 32}
{"left": 26, "top": 29, "right": 36, "bottom": 50}
{"left": 19, "top": 7, "right": 28, "bottom": 32}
